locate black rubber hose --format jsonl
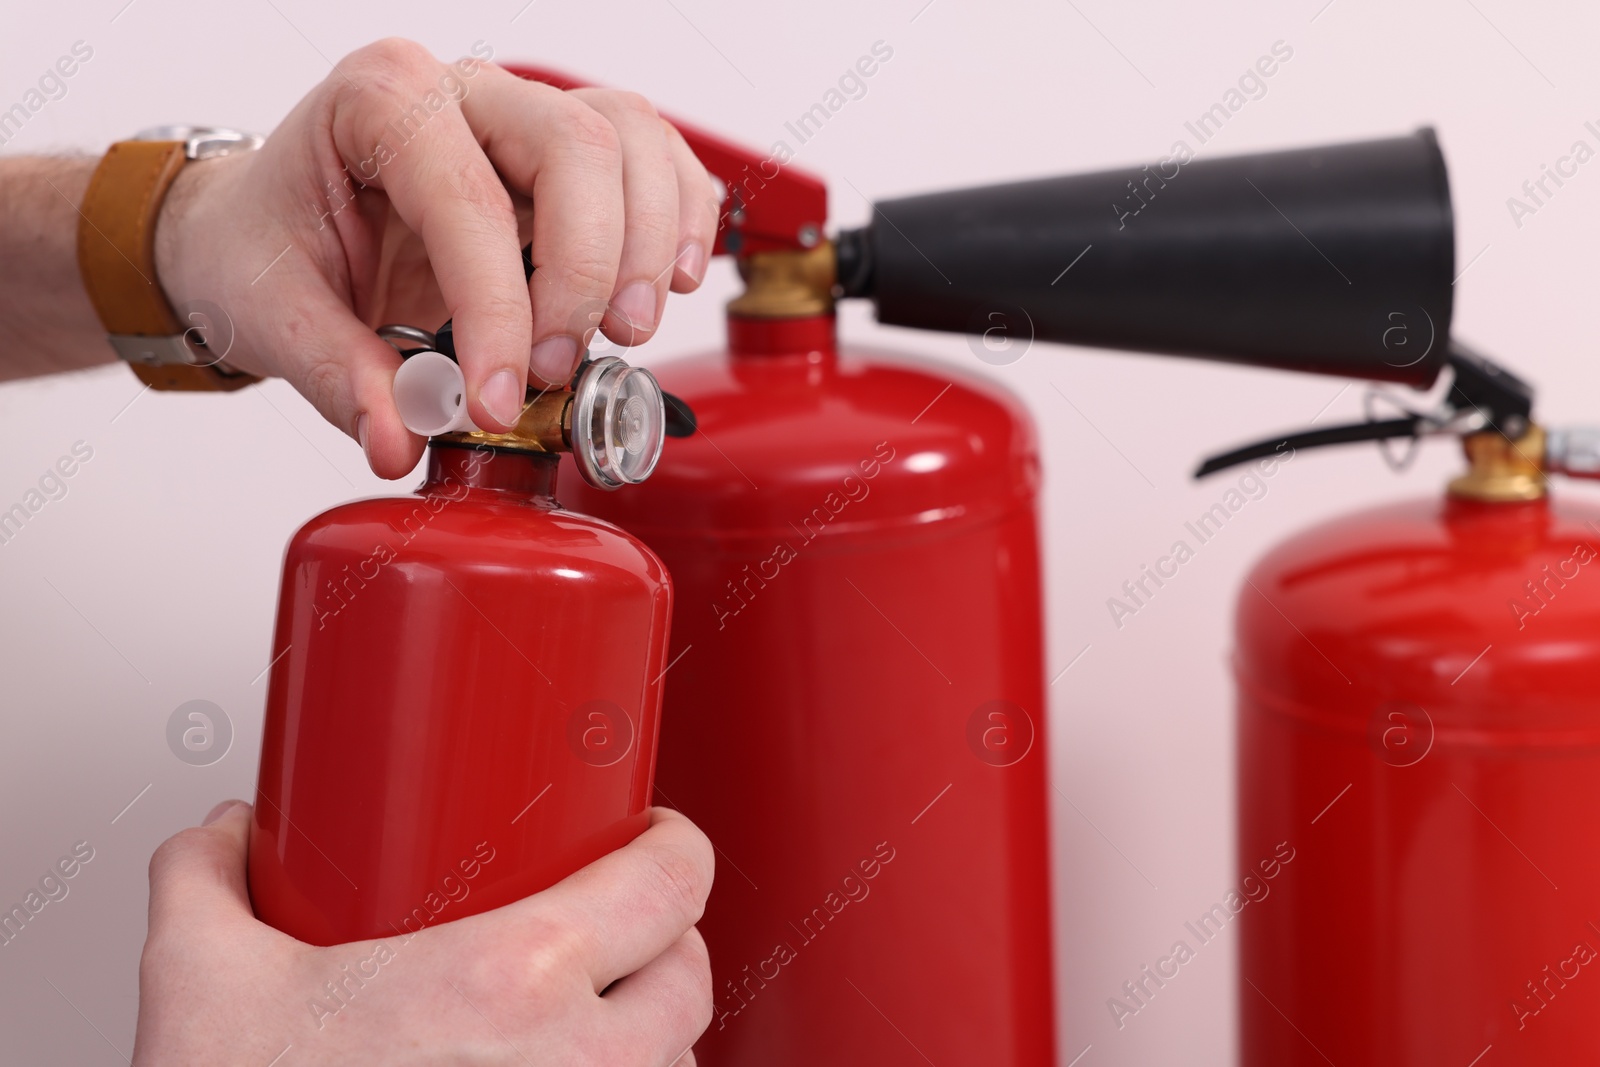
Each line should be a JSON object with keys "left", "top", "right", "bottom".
{"left": 1194, "top": 416, "right": 1423, "bottom": 477}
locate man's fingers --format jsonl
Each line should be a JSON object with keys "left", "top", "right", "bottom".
{"left": 567, "top": 88, "right": 680, "bottom": 348}
{"left": 600, "top": 927, "right": 714, "bottom": 1066}
{"left": 331, "top": 40, "right": 530, "bottom": 430}
{"left": 263, "top": 278, "right": 424, "bottom": 478}
{"left": 460, "top": 66, "right": 626, "bottom": 385}
{"left": 662, "top": 121, "right": 721, "bottom": 295}
{"left": 146, "top": 800, "right": 254, "bottom": 934}
{"left": 511, "top": 807, "right": 714, "bottom": 991}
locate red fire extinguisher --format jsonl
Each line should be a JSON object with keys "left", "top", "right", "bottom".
{"left": 511, "top": 65, "right": 1457, "bottom": 1064}
{"left": 1213, "top": 344, "right": 1600, "bottom": 1064}
{"left": 567, "top": 305, "right": 1057, "bottom": 1065}
{"left": 249, "top": 321, "right": 675, "bottom": 946}
{"left": 524, "top": 65, "right": 1053, "bottom": 1063}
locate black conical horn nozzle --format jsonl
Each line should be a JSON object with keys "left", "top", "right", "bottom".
{"left": 835, "top": 129, "right": 1454, "bottom": 386}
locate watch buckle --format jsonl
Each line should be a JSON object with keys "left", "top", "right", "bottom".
{"left": 108, "top": 333, "right": 210, "bottom": 367}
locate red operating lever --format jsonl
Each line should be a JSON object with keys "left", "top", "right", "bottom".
{"left": 502, "top": 63, "right": 828, "bottom": 256}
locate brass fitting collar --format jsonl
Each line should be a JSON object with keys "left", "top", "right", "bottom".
{"left": 1448, "top": 424, "right": 1547, "bottom": 502}
{"left": 727, "top": 242, "right": 837, "bottom": 319}
{"left": 437, "top": 390, "right": 571, "bottom": 455}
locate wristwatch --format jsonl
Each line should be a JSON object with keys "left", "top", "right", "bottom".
{"left": 77, "top": 126, "right": 264, "bottom": 392}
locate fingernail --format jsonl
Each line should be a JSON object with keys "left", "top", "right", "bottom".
{"left": 355, "top": 413, "right": 371, "bottom": 456}
{"left": 610, "top": 282, "right": 658, "bottom": 336}
{"left": 677, "top": 242, "right": 706, "bottom": 286}
{"left": 481, "top": 369, "right": 525, "bottom": 429}
{"left": 203, "top": 799, "right": 244, "bottom": 826}
{"left": 529, "top": 336, "right": 579, "bottom": 385}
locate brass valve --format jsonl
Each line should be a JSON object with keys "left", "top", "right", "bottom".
{"left": 385, "top": 334, "right": 667, "bottom": 491}
{"left": 727, "top": 242, "right": 837, "bottom": 319}
{"left": 439, "top": 390, "right": 571, "bottom": 456}
{"left": 1448, "top": 425, "right": 1547, "bottom": 503}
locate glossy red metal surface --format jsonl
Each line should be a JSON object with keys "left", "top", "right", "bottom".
{"left": 563, "top": 313, "right": 1056, "bottom": 1065}
{"left": 1238, "top": 491, "right": 1600, "bottom": 1065}
{"left": 250, "top": 445, "right": 671, "bottom": 946}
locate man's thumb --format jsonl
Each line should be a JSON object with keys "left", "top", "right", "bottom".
{"left": 147, "top": 800, "right": 254, "bottom": 929}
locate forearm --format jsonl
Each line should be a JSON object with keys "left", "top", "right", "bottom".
{"left": 0, "top": 156, "right": 116, "bottom": 382}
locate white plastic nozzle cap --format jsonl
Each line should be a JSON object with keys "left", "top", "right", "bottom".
{"left": 393, "top": 350, "right": 478, "bottom": 436}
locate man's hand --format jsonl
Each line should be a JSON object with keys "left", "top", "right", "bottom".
{"left": 152, "top": 38, "right": 719, "bottom": 476}
{"left": 132, "top": 801, "right": 713, "bottom": 1065}
{"left": 0, "top": 38, "right": 720, "bottom": 474}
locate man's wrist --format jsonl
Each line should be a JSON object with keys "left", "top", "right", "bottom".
{"left": 152, "top": 156, "right": 214, "bottom": 325}
{"left": 152, "top": 151, "right": 265, "bottom": 377}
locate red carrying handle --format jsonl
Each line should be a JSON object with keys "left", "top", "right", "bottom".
{"left": 501, "top": 63, "right": 828, "bottom": 257}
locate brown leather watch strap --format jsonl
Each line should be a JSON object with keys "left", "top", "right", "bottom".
{"left": 77, "top": 140, "right": 258, "bottom": 392}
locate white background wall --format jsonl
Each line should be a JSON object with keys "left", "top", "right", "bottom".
{"left": 2, "top": 0, "right": 1597, "bottom": 1063}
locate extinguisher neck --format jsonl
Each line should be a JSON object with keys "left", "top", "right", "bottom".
{"left": 725, "top": 241, "right": 839, "bottom": 363}
{"left": 727, "top": 311, "right": 837, "bottom": 361}
{"left": 424, "top": 443, "right": 560, "bottom": 503}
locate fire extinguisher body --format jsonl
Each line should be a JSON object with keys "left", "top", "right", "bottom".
{"left": 563, "top": 315, "right": 1056, "bottom": 1065}
{"left": 1238, "top": 493, "right": 1600, "bottom": 1065}
{"left": 250, "top": 445, "right": 672, "bottom": 945}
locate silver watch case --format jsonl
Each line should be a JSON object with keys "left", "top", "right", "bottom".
{"left": 134, "top": 125, "right": 264, "bottom": 160}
